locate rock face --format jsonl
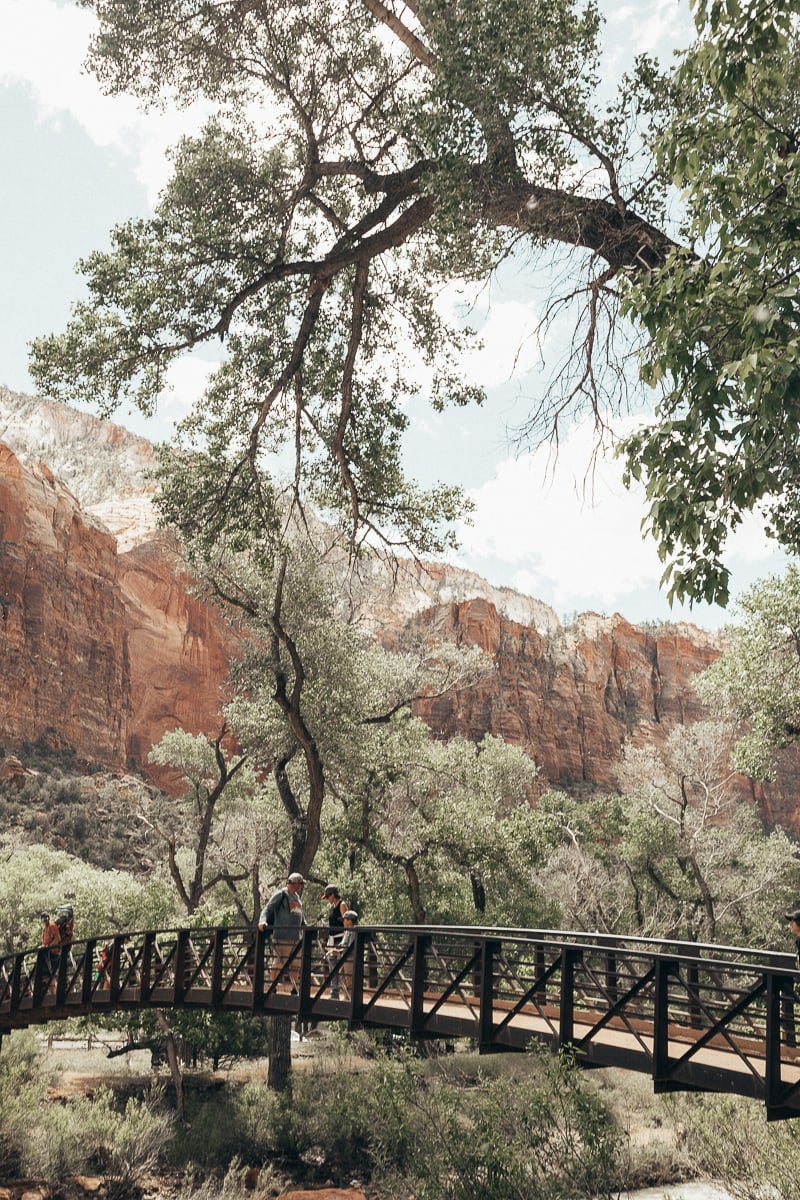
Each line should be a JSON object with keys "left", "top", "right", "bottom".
{"left": 0, "top": 441, "right": 237, "bottom": 783}
{"left": 0, "top": 444, "right": 129, "bottom": 764}
{"left": 405, "top": 601, "right": 721, "bottom": 791}
{"left": 1, "top": 389, "right": 798, "bottom": 830}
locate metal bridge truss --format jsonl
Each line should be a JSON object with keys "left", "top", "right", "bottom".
{"left": 2, "top": 926, "right": 800, "bottom": 1119}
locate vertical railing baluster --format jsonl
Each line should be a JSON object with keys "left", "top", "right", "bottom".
{"left": 174, "top": 930, "right": 189, "bottom": 1006}
{"left": 10, "top": 953, "right": 23, "bottom": 1013}
{"left": 108, "top": 936, "right": 124, "bottom": 1004}
{"left": 559, "top": 945, "right": 581, "bottom": 1047}
{"left": 766, "top": 970, "right": 791, "bottom": 1113}
{"left": 298, "top": 928, "right": 316, "bottom": 1023}
{"left": 82, "top": 940, "right": 97, "bottom": 1004}
{"left": 349, "top": 928, "right": 368, "bottom": 1025}
{"left": 687, "top": 962, "right": 702, "bottom": 1029}
{"left": 251, "top": 928, "right": 266, "bottom": 1012}
{"left": 534, "top": 942, "right": 546, "bottom": 1004}
{"left": 605, "top": 950, "right": 618, "bottom": 1007}
{"left": 54, "top": 945, "right": 69, "bottom": 1006}
{"left": 139, "top": 932, "right": 154, "bottom": 1003}
{"left": 33, "top": 949, "right": 48, "bottom": 1007}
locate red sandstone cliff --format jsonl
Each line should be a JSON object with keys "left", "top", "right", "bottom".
{"left": 1, "top": 392, "right": 798, "bottom": 830}
{"left": 0, "top": 445, "right": 238, "bottom": 783}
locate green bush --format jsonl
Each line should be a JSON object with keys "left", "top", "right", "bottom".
{"left": 288, "top": 1046, "right": 624, "bottom": 1197}
{"left": 678, "top": 1092, "right": 800, "bottom": 1200}
{"left": 401, "top": 1050, "right": 624, "bottom": 1200}
{"left": 171, "top": 1080, "right": 310, "bottom": 1169}
{"left": 0, "top": 1032, "right": 49, "bottom": 1176}
{"left": 78, "top": 1083, "right": 175, "bottom": 1200}
{"left": 22, "top": 1100, "right": 90, "bottom": 1196}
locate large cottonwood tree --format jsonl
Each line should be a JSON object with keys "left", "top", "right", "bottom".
{"left": 29, "top": 0, "right": 800, "bottom": 604}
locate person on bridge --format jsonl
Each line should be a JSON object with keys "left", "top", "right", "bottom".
{"left": 784, "top": 907, "right": 800, "bottom": 964}
{"left": 327, "top": 910, "right": 358, "bottom": 998}
{"left": 259, "top": 872, "right": 305, "bottom": 992}
{"left": 321, "top": 883, "right": 349, "bottom": 998}
{"left": 38, "top": 912, "right": 61, "bottom": 992}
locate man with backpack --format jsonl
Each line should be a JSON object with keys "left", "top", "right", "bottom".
{"left": 258, "top": 872, "right": 305, "bottom": 992}
{"left": 38, "top": 912, "right": 61, "bottom": 993}
{"left": 55, "top": 905, "right": 74, "bottom": 948}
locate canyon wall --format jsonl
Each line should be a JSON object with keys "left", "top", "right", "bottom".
{"left": 1, "top": 390, "right": 798, "bottom": 830}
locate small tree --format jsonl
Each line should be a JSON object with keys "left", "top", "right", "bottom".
{"left": 144, "top": 727, "right": 260, "bottom": 919}
{"left": 538, "top": 722, "right": 800, "bottom": 946}
{"left": 697, "top": 564, "right": 800, "bottom": 780}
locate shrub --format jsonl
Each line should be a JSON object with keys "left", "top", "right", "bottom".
{"left": 0, "top": 1031, "right": 49, "bottom": 1176}
{"left": 79, "top": 1083, "right": 175, "bottom": 1200}
{"left": 397, "top": 1049, "right": 624, "bottom": 1200}
{"left": 22, "top": 1099, "right": 90, "bottom": 1196}
{"left": 171, "top": 1080, "right": 309, "bottom": 1169}
{"left": 678, "top": 1092, "right": 800, "bottom": 1200}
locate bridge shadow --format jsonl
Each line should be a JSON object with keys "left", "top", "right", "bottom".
{"left": 2, "top": 925, "right": 800, "bottom": 1120}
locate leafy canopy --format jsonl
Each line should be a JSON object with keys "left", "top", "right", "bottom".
{"left": 26, "top": 0, "right": 800, "bottom": 604}
{"left": 697, "top": 563, "right": 800, "bottom": 778}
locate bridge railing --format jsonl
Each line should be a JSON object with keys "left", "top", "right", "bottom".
{"left": 3, "top": 924, "right": 800, "bottom": 1116}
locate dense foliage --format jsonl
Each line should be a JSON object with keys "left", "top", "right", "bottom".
{"left": 698, "top": 563, "right": 800, "bottom": 779}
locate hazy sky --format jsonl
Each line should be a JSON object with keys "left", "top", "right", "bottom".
{"left": 0, "top": 0, "right": 787, "bottom": 628}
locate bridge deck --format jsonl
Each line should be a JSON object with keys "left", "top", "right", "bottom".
{"left": 3, "top": 925, "right": 800, "bottom": 1118}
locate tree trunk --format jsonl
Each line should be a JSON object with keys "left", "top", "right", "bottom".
{"left": 267, "top": 1014, "right": 293, "bottom": 1091}
{"left": 155, "top": 1009, "right": 185, "bottom": 1118}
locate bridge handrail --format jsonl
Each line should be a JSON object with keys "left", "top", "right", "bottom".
{"left": 2, "top": 924, "right": 796, "bottom": 974}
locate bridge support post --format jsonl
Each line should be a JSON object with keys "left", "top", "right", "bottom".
{"left": 410, "top": 933, "right": 432, "bottom": 1038}
{"left": 251, "top": 928, "right": 267, "bottom": 1013}
{"left": 559, "top": 946, "right": 582, "bottom": 1048}
{"left": 298, "top": 928, "right": 316, "bottom": 1023}
{"left": 109, "top": 935, "right": 129, "bottom": 1004}
{"left": 173, "top": 930, "right": 190, "bottom": 1006}
{"left": 766, "top": 971, "right": 793, "bottom": 1115}
{"left": 10, "top": 954, "right": 23, "bottom": 1015}
{"left": 33, "top": 949, "right": 49, "bottom": 1007}
{"left": 139, "top": 933, "right": 155, "bottom": 1003}
{"left": 605, "top": 950, "right": 618, "bottom": 1008}
{"left": 82, "top": 940, "right": 97, "bottom": 1003}
{"left": 534, "top": 942, "right": 546, "bottom": 1004}
{"left": 55, "top": 945, "right": 69, "bottom": 1006}
{"left": 348, "top": 929, "right": 368, "bottom": 1026}
{"left": 478, "top": 939, "right": 500, "bottom": 1050}
{"left": 653, "top": 957, "right": 676, "bottom": 1088}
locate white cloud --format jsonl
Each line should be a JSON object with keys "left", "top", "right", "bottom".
{"left": 163, "top": 356, "right": 217, "bottom": 415}
{"left": 455, "top": 414, "right": 786, "bottom": 619}
{"left": 461, "top": 300, "right": 542, "bottom": 389}
{"left": 0, "top": 0, "right": 211, "bottom": 201}
{"left": 431, "top": 278, "right": 544, "bottom": 390}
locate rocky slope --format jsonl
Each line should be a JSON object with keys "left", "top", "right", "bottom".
{"left": 1, "top": 387, "right": 797, "bottom": 829}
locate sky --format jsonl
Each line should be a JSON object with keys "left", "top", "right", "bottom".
{"left": 0, "top": 0, "right": 789, "bottom": 630}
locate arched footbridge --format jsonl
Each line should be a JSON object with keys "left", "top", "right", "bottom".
{"left": 3, "top": 925, "right": 800, "bottom": 1120}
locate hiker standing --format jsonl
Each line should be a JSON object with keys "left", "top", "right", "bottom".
{"left": 328, "top": 910, "right": 359, "bottom": 998}
{"left": 259, "top": 872, "right": 305, "bottom": 991}
{"left": 38, "top": 912, "right": 61, "bottom": 992}
{"left": 321, "top": 884, "right": 349, "bottom": 998}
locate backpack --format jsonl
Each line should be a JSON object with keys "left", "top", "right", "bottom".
{"left": 264, "top": 888, "right": 290, "bottom": 931}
